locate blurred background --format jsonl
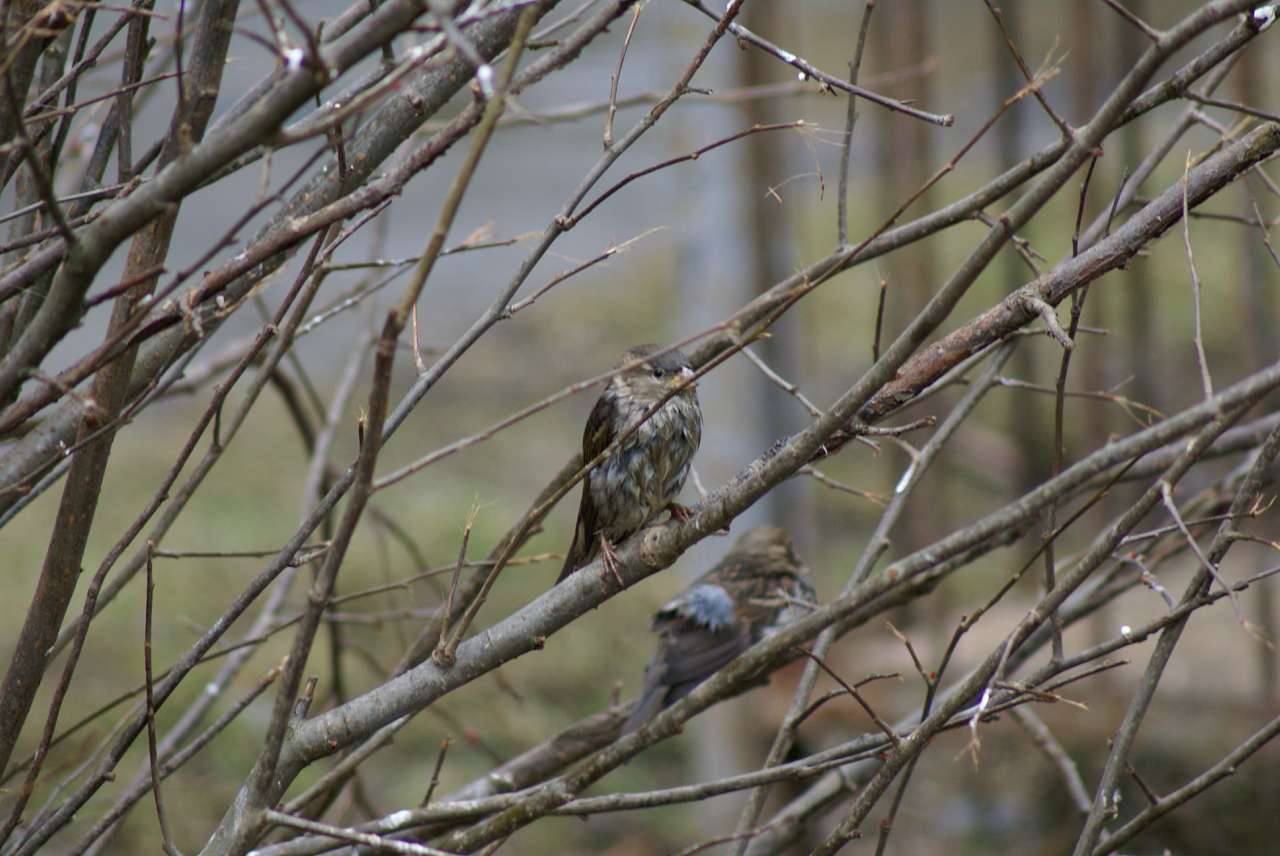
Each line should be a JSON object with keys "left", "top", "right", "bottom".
{"left": 3, "top": 0, "right": 1279, "bottom": 852}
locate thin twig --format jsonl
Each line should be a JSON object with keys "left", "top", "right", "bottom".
{"left": 799, "top": 466, "right": 887, "bottom": 506}
{"left": 836, "top": 0, "right": 875, "bottom": 246}
{"left": 800, "top": 648, "right": 903, "bottom": 750}
{"left": 1012, "top": 706, "right": 1091, "bottom": 815}
{"left": 503, "top": 225, "right": 665, "bottom": 315}
{"left": 602, "top": 1, "right": 640, "bottom": 148}
{"left": 1098, "top": 0, "right": 1162, "bottom": 41}
{"left": 437, "top": 503, "right": 478, "bottom": 646}
{"left": 871, "top": 268, "right": 887, "bottom": 362}
{"left": 682, "top": 0, "right": 954, "bottom": 127}
{"left": 982, "top": 0, "right": 1071, "bottom": 135}
{"left": 1182, "top": 151, "right": 1214, "bottom": 401}
{"left": 1159, "top": 481, "right": 1256, "bottom": 633}
{"left": 1185, "top": 91, "right": 1280, "bottom": 125}
{"left": 740, "top": 344, "right": 822, "bottom": 418}
{"left": 994, "top": 377, "right": 1162, "bottom": 426}
{"left": 1247, "top": 191, "right": 1280, "bottom": 271}
{"left": 567, "top": 121, "right": 806, "bottom": 227}
{"left": 144, "top": 543, "right": 182, "bottom": 856}
{"left": 263, "top": 809, "right": 454, "bottom": 855}
{"left": 420, "top": 737, "right": 452, "bottom": 807}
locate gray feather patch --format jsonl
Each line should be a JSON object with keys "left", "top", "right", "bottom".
{"left": 666, "top": 584, "right": 736, "bottom": 631}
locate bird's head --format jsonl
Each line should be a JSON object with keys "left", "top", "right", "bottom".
{"left": 726, "top": 526, "right": 809, "bottom": 580}
{"left": 725, "top": 526, "right": 817, "bottom": 619}
{"left": 614, "top": 343, "right": 697, "bottom": 404}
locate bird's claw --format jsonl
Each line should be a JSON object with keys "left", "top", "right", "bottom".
{"left": 599, "top": 536, "right": 625, "bottom": 587}
{"left": 666, "top": 503, "right": 694, "bottom": 524}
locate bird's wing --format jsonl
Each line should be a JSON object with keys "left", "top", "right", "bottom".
{"left": 684, "top": 391, "right": 702, "bottom": 451}
{"left": 581, "top": 388, "right": 619, "bottom": 462}
{"left": 556, "top": 392, "right": 619, "bottom": 583}
{"left": 622, "top": 620, "right": 749, "bottom": 734}
{"left": 656, "top": 621, "right": 751, "bottom": 694}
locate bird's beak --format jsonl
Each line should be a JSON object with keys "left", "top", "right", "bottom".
{"left": 669, "top": 366, "right": 696, "bottom": 390}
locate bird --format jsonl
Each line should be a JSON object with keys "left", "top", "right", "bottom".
{"left": 557, "top": 344, "right": 702, "bottom": 586}
{"left": 622, "top": 525, "right": 816, "bottom": 734}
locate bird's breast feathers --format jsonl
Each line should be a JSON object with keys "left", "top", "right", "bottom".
{"left": 586, "top": 392, "right": 700, "bottom": 535}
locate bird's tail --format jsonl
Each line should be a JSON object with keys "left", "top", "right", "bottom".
{"left": 556, "top": 549, "right": 581, "bottom": 585}
{"left": 556, "top": 519, "right": 593, "bottom": 584}
{"left": 621, "top": 679, "right": 669, "bottom": 735}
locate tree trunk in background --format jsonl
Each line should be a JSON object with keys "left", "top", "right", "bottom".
{"left": 1071, "top": 0, "right": 1109, "bottom": 450}
{"left": 991, "top": 1, "right": 1047, "bottom": 500}
{"left": 738, "top": 2, "right": 817, "bottom": 558}
{"left": 1070, "top": 0, "right": 1111, "bottom": 440}
{"left": 1120, "top": 0, "right": 1159, "bottom": 415}
{"left": 876, "top": 0, "right": 940, "bottom": 557}
{"left": 669, "top": 2, "right": 791, "bottom": 830}
{"left": 1069, "top": 0, "right": 1117, "bottom": 658}
{"left": 1234, "top": 45, "right": 1279, "bottom": 708}
{"left": 878, "top": 0, "right": 936, "bottom": 323}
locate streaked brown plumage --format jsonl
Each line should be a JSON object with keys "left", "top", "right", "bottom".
{"left": 557, "top": 345, "right": 702, "bottom": 585}
{"left": 623, "top": 525, "right": 816, "bottom": 734}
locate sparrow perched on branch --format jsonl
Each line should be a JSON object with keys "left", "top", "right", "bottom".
{"left": 556, "top": 344, "right": 702, "bottom": 586}
{"left": 623, "top": 525, "right": 816, "bottom": 734}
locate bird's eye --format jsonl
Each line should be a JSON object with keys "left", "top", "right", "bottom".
{"left": 651, "top": 366, "right": 665, "bottom": 379}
